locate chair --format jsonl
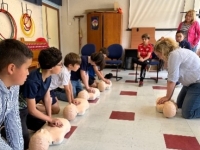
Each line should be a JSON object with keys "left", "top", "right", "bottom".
{"left": 81, "top": 44, "right": 96, "bottom": 56}
{"left": 134, "top": 51, "right": 162, "bottom": 83}
{"left": 106, "top": 44, "right": 123, "bottom": 81}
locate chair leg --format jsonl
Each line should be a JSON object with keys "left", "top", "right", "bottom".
{"left": 116, "top": 65, "right": 119, "bottom": 81}
{"left": 156, "top": 64, "right": 159, "bottom": 83}
{"left": 114, "top": 64, "right": 122, "bottom": 81}
{"left": 135, "top": 64, "right": 138, "bottom": 83}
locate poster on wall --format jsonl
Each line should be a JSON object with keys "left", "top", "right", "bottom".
{"left": 91, "top": 17, "right": 99, "bottom": 30}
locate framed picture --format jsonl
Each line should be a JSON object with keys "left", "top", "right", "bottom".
{"left": 91, "top": 16, "right": 99, "bottom": 30}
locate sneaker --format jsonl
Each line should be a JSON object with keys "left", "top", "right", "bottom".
{"left": 139, "top": 81, "right": 143, "bottom": 87}
{"left": 176, "top": 82, "right": 181, "bottom": 87}
{"left": 104, "top": 73, "right": 113, "bottom": 79}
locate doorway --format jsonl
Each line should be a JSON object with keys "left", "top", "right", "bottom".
{"left": 42, "top": 3, "right": 60, "bottom": 49}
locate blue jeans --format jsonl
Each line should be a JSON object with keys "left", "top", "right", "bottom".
{"left": 53, "top": 88, "right": 68, "bottom": 102}
{"left": 191, "top": 45, "right": 197, "bottom": 52}
{"left": 71, "top": 80, "right": 83, "bottom": 98}
{"left": 177, "top": 83, "right": 200, "bottom": 119}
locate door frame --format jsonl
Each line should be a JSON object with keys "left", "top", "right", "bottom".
{"left": 42, "top": 3, "right": 61, "bottom": 49}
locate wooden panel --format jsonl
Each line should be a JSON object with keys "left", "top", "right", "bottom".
{"left": 131, "top": 27, "right": 156, "bottom": 49}
{"left": 20, "top": 38, "right": 49, "bottom": 69}
{"left": 103, "top": 13, "right": 122, "bottom": 48}
{"left": 87, "top": 13, "right": 103, "bottom": 52}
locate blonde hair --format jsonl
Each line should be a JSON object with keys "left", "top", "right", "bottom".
{"left": 184, "top": 9, "right": 196, "bottom": 23}
{"left": 154, "top": 38, "right": 179, "bottom": 59}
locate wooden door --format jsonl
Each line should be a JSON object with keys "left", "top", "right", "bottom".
{"left": 103, "top": 13, "right": 122, "bottom": 48}
{"left": 87, "top": 13, "right": 103, "bottom": 52}
{"left": 42, "top": 4, "right": 60, "bottom": 49}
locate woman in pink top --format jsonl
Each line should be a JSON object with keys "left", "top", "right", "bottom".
{"left": 177, "top": 10, "right": 200, "bottom": 52}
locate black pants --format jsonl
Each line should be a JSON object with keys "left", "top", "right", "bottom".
{"left": 20, "top": 108, "right": 46, "bottom": 150}
{"left": 20, "top": 108, "right": 30, "bottom": 150}
{"left": 132, "top": 58, "right": 151, "bottom": 81}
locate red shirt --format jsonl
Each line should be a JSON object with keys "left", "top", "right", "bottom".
{"left": 138, "top": 43, "right": 153, "bottom": 58}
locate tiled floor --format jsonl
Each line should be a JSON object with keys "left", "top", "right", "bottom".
{"left": 49, "top": 69, "right": 200, "bottom": 150}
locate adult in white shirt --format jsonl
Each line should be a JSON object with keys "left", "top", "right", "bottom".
{"left": 155, "top": 38, "right": 200, "bottom": 119}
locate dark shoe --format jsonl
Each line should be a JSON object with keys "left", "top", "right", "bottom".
{"left": 139, "top": 81, "right": 143, "bottom": 87}
{"left": 104, "top": 73, "right": 113, "bottom": 79}
{"left": 0, "top": 126, "right": 6, "bottom": 139}
{"left": 176, "top": 82, "right": 181, "bottom": 87}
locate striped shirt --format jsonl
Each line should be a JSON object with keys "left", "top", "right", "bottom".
{"left": 180, "top": 23, "right": 191, "bottom": 40}
{"left": 168, "top": 48, "right": 200, "bottom": 86}
{"left": 0, "top": 80, "right": 23, "bottom": 150}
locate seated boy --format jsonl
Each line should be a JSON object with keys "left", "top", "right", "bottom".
{"left": 71, "top": 52, "right": 105, "bottom": 97}
{"left": 176, "top": 30, "right": 191, "bottom": 50}
{"left": 19, "top": 47, "right": 63, "bottom": 149}
{"left": 0, "top": 39, "right": 33, "bottom": 150}
{"left": 49, "top": 52, "right": 81, "bottom": 103}
{"left": 88, "top": 47, "right": 110, "bottom": 88}
{"left": 132, "top": 33, "right": 153, "bottom": 87}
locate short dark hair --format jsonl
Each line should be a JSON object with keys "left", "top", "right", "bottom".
{"left": 176, "top": 30, "right": 185, "bottom": 35}
{"left": 38, "top": 47, "right": 62, "bottom": 69}
{"left": 91, "top": 52, "right": 105, "bottom": 70}
{"left": 99, "top": 47, "right": 109, "bottom": 56}
{"left": 0, "top": 39, "right": 33, "bottom": 72}
{"left": 64, "top": 52, "right": 81, "bottom": 67}
{"left": 141, "top": 33, "right": 150, "bottom": 39}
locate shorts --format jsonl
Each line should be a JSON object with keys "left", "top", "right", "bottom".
{"left": 50, "top": 90, "right": 58, "bottom": 105}
{"left": 89, "top": 76, "right": 95, "bottom": 86}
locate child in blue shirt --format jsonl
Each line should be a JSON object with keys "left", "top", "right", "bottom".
{"left": 19, "top": 47, "right": 63, "bottom": 149}
{"left": 176, "top": 30, "right": 192, "bottom": 50}
{"left": 88, "top": 47, "right": 110, "bottom": 87}
{"left": 0, "top": 39, "right": 33, "bottom": 150}
{"left": 71, "top": 52, "right": 105, "bottom": 97}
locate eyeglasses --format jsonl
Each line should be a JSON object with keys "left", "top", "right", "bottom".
{"left": 57, "top": 62, "right": 63, "bottom": 67}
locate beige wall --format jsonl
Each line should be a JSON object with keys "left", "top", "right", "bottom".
{"left": 60, "top": 0, "right": 130, "bottom": 57}
{"left": 0, "top": 0, "right": 199, "bottom": 57}
{"left": 60, "top": 0, "right": 199, "bottom": 57}
{"left": 0, "top": 0, "right": 43, "bottom": 40}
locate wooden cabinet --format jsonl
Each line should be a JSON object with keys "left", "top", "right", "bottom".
{"left": 87, "top": 12, "right": 122, "bottom": 52}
